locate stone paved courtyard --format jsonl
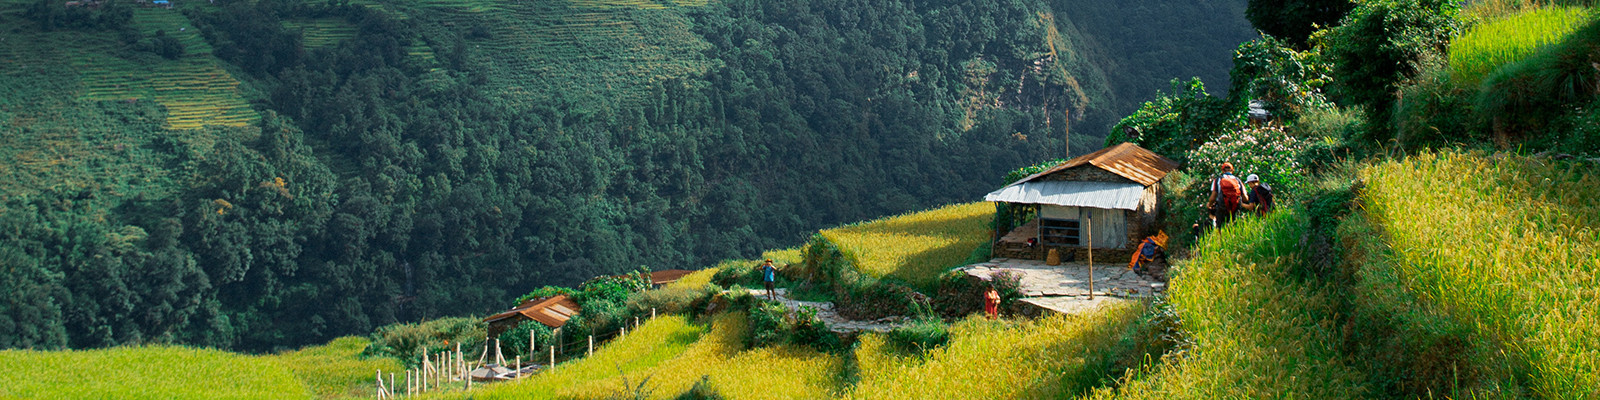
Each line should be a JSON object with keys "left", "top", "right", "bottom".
{"left": 957, "top": 258, "right": 1164, "bottom": 315}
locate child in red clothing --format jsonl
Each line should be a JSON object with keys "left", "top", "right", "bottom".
{"left": 984, "top": 287, "right": 1001, "bottom": 319}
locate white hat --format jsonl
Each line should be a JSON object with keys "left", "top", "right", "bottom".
{"left": 1245, "top": 174, "right": 1260, "bottom": 183}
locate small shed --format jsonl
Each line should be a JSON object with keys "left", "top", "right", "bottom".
{"left": 483, "top": 294, "right": 580, "bottom": 338}
{"left": 985, "top": 142, "right": 1178, "bottom": 261}
{"left": 647, "top": 270, "right": 695, "bottom": 287}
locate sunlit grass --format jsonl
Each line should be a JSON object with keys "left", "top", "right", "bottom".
{"left": 0, "top": 346, "right": 312, "bottom": 399}
{"left": 1449, "top": 6, "right": 1594, "bottom": 85}
{"left": 1086, "top": 210, "right": 1368, "bottom": 399}
{"left": 819, "top": 202, "right": 994, "bottom": 290}
{"left": 1360, "top": 151, "right": 1600, "bottom": 398}
{"left": 847, "top": 303, "right": 1146, "bottom": 399}
{"left": 444, "top": 314, "right": 706, "bottom": 399}
{"left": 270, "top": 336, "right": 404, "bottom": 399}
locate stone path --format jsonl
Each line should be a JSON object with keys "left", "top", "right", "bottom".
{"left": 956, "top": 258, "right": 1164, "bottom": 316}
{"left": 746, "top": 288, "right": 908, "bottom": 333}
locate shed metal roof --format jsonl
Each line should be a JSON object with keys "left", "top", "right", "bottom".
{"left": 983, "top": 181, "right": 1146, "bottom": 210}
{"left": 1013, "top": 142, "right": 1179, "bottom": 187}
{"left": 484, "top": 294, "right": 580, "bottom": 329}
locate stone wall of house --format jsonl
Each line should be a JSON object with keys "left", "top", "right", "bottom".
{"left": 1040, "top": 166, "right": 1136, "bottom": 184}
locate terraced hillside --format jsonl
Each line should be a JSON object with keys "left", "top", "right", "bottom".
{"left": 372, "top": 0, "right": 714, "bottom": 108}
{"left": 71, "top": 7, "right": 258, "bottom": 130}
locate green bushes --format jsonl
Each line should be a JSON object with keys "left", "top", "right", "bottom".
{"left": 1324, "top": 0, "right": 1460, "bottom": 140}
{"left": 1106, "top": 78, "right": 1244, "bottom": 162}
{"left": 1185, "top": 126, "right": 1314, "bottom": 195}
{"left": 885, "top": 319, "right": 949, "bottom": 353}
{"left": 363, "top": 317, "right": 487, "bottom": 365}
{"left": 497, "top": 320, "right": 555, "bottom": 359}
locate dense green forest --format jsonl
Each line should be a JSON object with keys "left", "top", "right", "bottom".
{"left": 0, "top": 0, "right": 1253, "bottom": 351}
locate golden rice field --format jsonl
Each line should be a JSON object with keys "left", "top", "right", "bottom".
{"left": 73, "top": 8, "right": 259, "bottom": 130}
{"left": 1448, "top": 6, "right": 1594, "bottom": 85}
{"left": 1360, "top": 151, "right": 1600, "bottom": 398}
{"left": 1085, "top": 209, "right": 1368, "bottom": 399}
{"left": 456, "top": 312, "right": 843, "bottom": 400}
{"left": 819, "top": 202, "right": 994, "bottom": 290}
{"left": 0, "top": 346, "right": 312, "bottom": 399}
{"left": 847, "top": 303, "right": 1145, "bottom": 399}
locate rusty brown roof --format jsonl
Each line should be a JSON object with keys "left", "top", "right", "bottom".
{"left": 1013, "top": 142, "right": 1179, "bottom": 187}
{"left": 648, "top": 270, "right": 695, "bottom": 285}
{"left": 483, "top": 294, "right": 580, "bottom": 329}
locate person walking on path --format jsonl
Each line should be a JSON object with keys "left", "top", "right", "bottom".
{"left": 984, "top": 287, "right": 1001, "bottom": 320}
{"left": 1208, "top": 162, "right": 1246, "bottom": 227}
{"left": 760, "top": 259, "right": 778, "bottom": 301}
{"left": 1242, "top": 174, "right": 1274, "bottom": 216}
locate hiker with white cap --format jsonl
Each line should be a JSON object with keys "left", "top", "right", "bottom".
{"left": 1241, "top": 174, "right": 1274, "bottom": 216}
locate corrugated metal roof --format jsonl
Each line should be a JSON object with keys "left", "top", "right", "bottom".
{"left": 984, "top": 181, "right": 1146, "bottom": 210}
{"left": 484, "top": 294, "right": 580, "bottom": 329}
{"left": 649, "top": 270, "right": 695, "bottom": 285}
{"left": 1013, "top": 142, "right": 1179, "bottom": 187}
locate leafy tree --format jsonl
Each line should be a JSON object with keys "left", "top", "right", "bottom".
{"left": 1106, "top": 78, "right": 1244, "bottom": 163}
{"left": 1323, "top": 0, "right": 1458, "bottom": 141}
{"left": 1246, "top": 0, "right": 1356, "bottom": 47}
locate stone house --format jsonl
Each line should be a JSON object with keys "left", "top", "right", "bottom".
{"left": 985, "top": 142, "right": 1178, "bottom": 262}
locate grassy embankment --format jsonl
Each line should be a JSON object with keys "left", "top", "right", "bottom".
{"left": 1085, "top": 209, "right": 1368, "bottom": 398}
{"left": 818, "top": 201, "right": 994, "bottom": 291}
{"left": 0, "top": 336, "right": 401, "bottom": 400}
{"left": 1449, "top": 6, "right": 1593, "bottom": 85}
{"left": 1352, "top": 152, "right": 1599, "bottom": 398}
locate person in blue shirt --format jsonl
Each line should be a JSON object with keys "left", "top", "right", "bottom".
{"left": 760, "top": 259, "right": 778, "bottom": 301}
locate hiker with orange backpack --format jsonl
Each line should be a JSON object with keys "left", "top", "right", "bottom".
{"left": 1207, "top": 162, "right": 1246, "bottom": 227}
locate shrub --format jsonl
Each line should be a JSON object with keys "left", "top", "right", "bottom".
{"left": 790, "top": 306, "right": 842, "bottom": 351}
{"left": 745, "top": 301, "right": 790, "bottom": 348}
{"left": 1107, "top": 78, "right": 1244, "bottom": 163}
{"left": 1324, "top": 0, "right": 1459, "bottom": 141}
{"left": 1228, "top": 36, "right": 1335, "bottom": 123}
{"left": 1473, "top": 17, "right": 1600, "bottom": 140}
{"left": 363, "top": 317, "right": 486, "bottom": 365}
{"left": 497, "top": 320, "right": 554, "bottom": 359}
{"left": 1393, "top": 61, "right": 1482, "bottom": 148}
{"left": 514, "top": 285, "right": 579, "bottom": 306}
{"left": 1185, "top": 126, "right": 1313, "bottom": 195}
{"left": 885, "top": 319, "right": 950, "bottom": 353}
{"left": 626, "top": 285, "right": 712, "bottom": 316}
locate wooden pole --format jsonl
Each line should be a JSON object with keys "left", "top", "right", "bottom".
{"left": 549, "top": 345, "right": 555, "bottom": 369}
{"left": 635, "top": 317, "right": 640, "bottom": 329}
{"left": 421, "top": 357, "right": 429, "bottom": 392}
{"left": 1088, "top": 212, "right": 1095, "bottom": 300}
{"left": 621, "top": 326, "right": 626, "bottom": 337}
{"left": 515, "top": 356, "right": 521, "bottom": 379}
{"left": 587, "top": 335, "right": 593, "bottom": 357}
{"left": 390, "top": 372, "right": 395, "bottom": 398}
{"left": 377, "top": 370, "right": 384, "bottom": 399}
{"left": 495, "top": 339, "right": 505, "bottom": 367}
{"left": 652, "top": 307, "right": 657, "bottom": 319}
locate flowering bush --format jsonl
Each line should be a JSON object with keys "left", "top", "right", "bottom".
{"left": 1185, "top": 126, "right": 1312, "bottom": 195}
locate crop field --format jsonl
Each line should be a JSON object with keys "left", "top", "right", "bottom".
{"left": 1449, "top": 6, "right": 1594, "bottom": 85}
{"left": 1085, "top": 210, "right": 1367, "bottom": 399}
{"left": 378, "top": 0, "right": 714, "bottom": 108}
{"left": 1359, "top": 152, "right": 1600, "bottom": 397}
{"left": 272, "top": 337, "right": 406, "bottom": 399}
{"left": 0, "top": 345, "right": 313, "bottom": 399}
{"left": 819, "top": 202, "right": 995, "bottom": 290}
{"left": 847, "top": 303, "right": 1145, "bottom": 400}
{"left": 285, "top": 18, "right": 358, "bottom": 49}
{"left": 58, "top": 8, "right": 259, "bottom": 130}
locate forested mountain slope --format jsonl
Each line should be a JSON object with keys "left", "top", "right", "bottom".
{"left": 0, "top": 0, "right": 1253, "bottom": 351}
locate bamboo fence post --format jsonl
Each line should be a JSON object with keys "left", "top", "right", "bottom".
{"left": 1088, "top": 213, "right": 1095, "bottom": 300}
{"left": 515, "top": 356, "right": 521, "bottom": 379}
{"left": 549, "top": 345, "right": 555, "bottom": 370}
{"left": 634, "top": 316, "right": 640, "bottom": 329}
{"left": 621, "top": 326, "right": 626, "bottom": 337}
{"left": 439, "top": 352, "right": 446, "bottom": 388}
{"left": 421, "top": 357, "right": 430, "bottom": 392}
{"left": 530, "top": 331, "right": 536, "bottom": 355}
{"left": 587, "top": 335, "right": 593, "bottom": 357}
{"left": 652, "top": 307, "right": 656, "bottom": 319}
{"left": 390, "top": 373, "right": 395, "bottom": 398}
{"left": 376, "top": 370, "right": 384, "bottom": 399}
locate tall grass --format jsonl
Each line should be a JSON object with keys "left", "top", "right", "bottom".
{"left": 1360, "top": 151, "right": 1600, "bottom": 398}
{"left": 271, "top": 336, "right": 404, "bottom": 399}
{"left": 447, "top": 314, "right": 708, "bottom": 399}
{"left": 0, "top": 346, "right": 313, "bottom": 399}
{"left": 1085, "top": 210, "right": 1368, "bottom": 399}
{"left": 819, "top": 202, "right": 994, "bottom": 290}
{"left": 464, "top": 312, "right": 844, "bottom": 399}
{"left": 1449, "top": 6, "right": 1593, "bottom": 85}
{"left": 847, "top": 302, "right": 1147, "bottom": 399}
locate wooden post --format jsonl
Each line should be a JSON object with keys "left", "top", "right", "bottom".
{"left": 515, "top": 356, "right": 521, "bottom": 379}
{"left": 1088, "top": 212, "right": 1095, "bottom": 300}
{"left": 549, "top": 345, "right": 555, "bottom": 369}
{"left": 422, "top": 357, "right": 430, "bottom": 392}
{"left": 652, "top": 308, "right": 657, "bottom": 319}
{"left": 587, "top": 335, "right": 593, "bottom": 357}
{"left": 530, "top": 330, "right": 537, "bottom": 355}
{"left": 621, "top": 326, "right": 626, "bottom": 337}
{"left": 635, "top": 316, "right": 640, "bottom": 329}
{"left": 495, "top": 339, "right": 505, "bottom": 367}
{"left": 377, "top": 370, "right": 384, "bottom": 399}
{"left": 390, "top": 372, "right": 395, "bottom": 398}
